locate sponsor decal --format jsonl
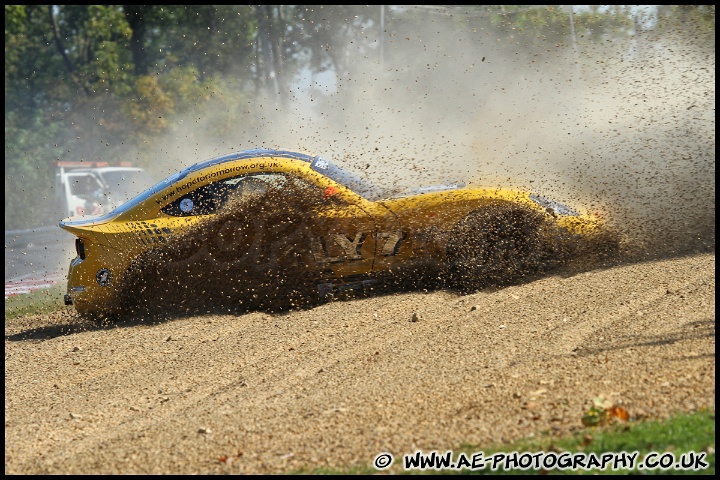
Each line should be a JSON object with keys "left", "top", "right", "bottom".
{"left": 180, "top": 198, "right": 194, "bottom": 213}
{"left": 323, "top": 186, "right": 338, "bottom": 199}
{"left": 314, "top": 158, "right": 329, "bottom": 170}
{"left": 96, "top": 268, "right": 113, "bottom": 286}
{"left": 162, "top": 220, "right": 407, "bottom": 271}
{"left": 312, "top": 233, "right": 366, "bottom": 263}
{"left": 155, "top": 162, "right": 282, "bottom": 205}
{"left": 378, "top": 230, "right": 404, "bottom": 256}
{"left": 311, "top": 230, "right": 404, "bottom": 263}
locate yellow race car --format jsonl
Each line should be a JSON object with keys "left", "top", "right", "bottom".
{"left": 60, "top": 148, "right": 613, "bottom": 318}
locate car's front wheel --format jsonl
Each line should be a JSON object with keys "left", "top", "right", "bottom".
{"left": 445, "top": 202, "right": 555, "bottom": 291}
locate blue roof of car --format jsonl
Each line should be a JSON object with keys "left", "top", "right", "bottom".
{"left": 185, "top": 149, "right": 315, "bottom": 174}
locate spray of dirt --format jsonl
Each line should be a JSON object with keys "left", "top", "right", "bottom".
{"left": 93, "top": 13, "right": 708, "bottom": 318}
{"left": 111, "top": 179, "right": 621, "bottom": 318}
{"left": 8, "top": 8, "right": 714, "bottom": 293}
{"left": 117, "top": 183, "right": 327, "bottom": 317}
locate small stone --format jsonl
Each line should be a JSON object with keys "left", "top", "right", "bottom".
{"left": 411, "top": 313, "right": 420, "bottom": 322}
{"left": 69, "top": 412, "right": 82, "bottom": 420}
{"left": 72, "top": 346, "right": 81, "bottom": 352}
{"left": 198, "top": 427, "right": 211, "bottom": 434}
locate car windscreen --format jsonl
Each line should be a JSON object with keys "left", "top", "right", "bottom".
{"left": 310, "top": 156, "right": 387, "bottom": 201}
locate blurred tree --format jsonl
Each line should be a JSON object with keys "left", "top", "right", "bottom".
{"left": 293, "top": 5, "right": 379, "bottom": 79}
{"left": 4, "top": 5, "right": 260, "bottom": 228}
{"left": 5, "top": 5, "right": 66, "bottom": 228}
{"left": 657, "top": 5, "right": 715, "bottom": 40}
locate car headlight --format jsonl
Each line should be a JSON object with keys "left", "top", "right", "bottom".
{"left": 529, "top": 193, "right": 580, "bottom": 217}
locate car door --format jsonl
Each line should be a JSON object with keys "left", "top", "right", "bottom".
{"left": 280, "top": 174, "right": 378, "bottom": 281}
{"left": 156, "top": 171, "right": 378, "bottom": 282}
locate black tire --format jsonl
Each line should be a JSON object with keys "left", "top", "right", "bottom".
{"left": 446, "top": 202, "right": 554, "bottom": 291}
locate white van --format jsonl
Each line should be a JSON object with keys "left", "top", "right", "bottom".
{"left": 55, "top": 162, "right": 145, "bottom": 218}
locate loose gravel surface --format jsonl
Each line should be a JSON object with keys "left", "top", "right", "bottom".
{"left": 4, "top": 252, "right": 715, "bottom": 474}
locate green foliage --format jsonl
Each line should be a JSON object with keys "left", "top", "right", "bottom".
{"left": 4, "top": 110, "right": 65, "bottom": 229}
{"left": 289, "top": 410, "right": 715, "bottom": 475}
{"left": 80, "top": 5, "right": 134, "bottom": 95}
{"left": 128, "top": 75, "right": 177, "bottom": 133}
{"left": 657, "top": 5, "right": 716, "bottom": 40}
{"left": 4, "top": 5, "right": 28, "bottom": 74}
{"left": 5, "top": 284, "right": 67, "bottom": 320}
{"left": 190, "top": 76, "right": 256, "bottom": 141}
{"left": 573, "top": 6, "right": 633, "bottom": 39}
{"left": 485, "top": 5, "right": 632, "bottom": 45}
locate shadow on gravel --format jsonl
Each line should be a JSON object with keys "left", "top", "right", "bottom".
{"left": 5, "top": 292, "right": 348, "bottom": 341}
{"left": 5, "top": 316, "right": 121, "bottom": 342}
{"left": 572, "top": 318, "right": 716, "bottom": 358}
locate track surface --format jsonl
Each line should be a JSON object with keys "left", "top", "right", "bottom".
{"left": 4, "top": 253, "right": 715, "bottom": 474}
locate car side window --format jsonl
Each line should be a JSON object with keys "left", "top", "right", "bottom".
{"left": 161, "top": 172, "right": 345, "bottom": 217}
{"left": 161, "top": 173, "right": 280, "bottom": 216}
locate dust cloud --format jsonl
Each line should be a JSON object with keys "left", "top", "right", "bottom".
{"left": 113, "top": 6, "right": 712, "bottom": 262}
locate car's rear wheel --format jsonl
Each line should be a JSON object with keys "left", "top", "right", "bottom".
{"left": 446, "top": 202, "right": 554, "bottom": 291}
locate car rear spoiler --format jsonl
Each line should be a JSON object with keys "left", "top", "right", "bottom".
{"left": 59, "top": 213, "right": 115, "bottom": 236}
